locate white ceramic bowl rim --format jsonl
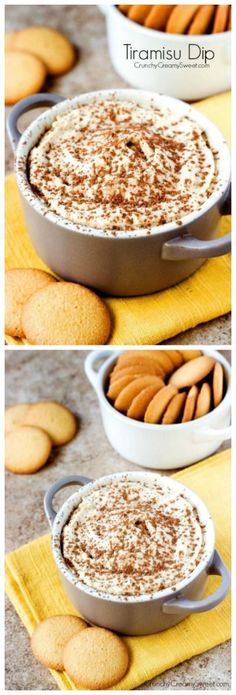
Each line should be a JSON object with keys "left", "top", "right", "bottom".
{"left": 96, "top": 349, "right": 231, "bottom": 432}
{"left": 15, "top": 88, "right": 230, "bottom": 240}
{"left": 52, "top": 469, "right": 215, "bottom": 604}
{"left": 108, "top": 4, "right": 231, "bottom": 41}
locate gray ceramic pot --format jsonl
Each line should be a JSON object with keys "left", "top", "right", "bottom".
{"left": 8, "top": 90, "right": 231, "bottom": 296}
{"left": 44, "top": 471, "right": 230, "bottom": 635}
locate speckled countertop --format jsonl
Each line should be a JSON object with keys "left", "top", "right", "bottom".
{"left": 5, "top": 4, "right": 231, "bottom": 345}
{"left": 5, "top": 349, "right": 231, "bottom": 690}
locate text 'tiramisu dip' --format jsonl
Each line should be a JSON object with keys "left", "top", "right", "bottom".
{"left": 62, "top": 479, "right": 205, "bottom": 597}
{"left": 28, "top": 97, "right": 218, "bottom": 233}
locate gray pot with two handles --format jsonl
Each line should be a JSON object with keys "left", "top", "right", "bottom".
{"left": 8, "top": 89, "right": 231, "bottom": 296}
{"left": 44, "top": 471, "right": 230, "bottom": 635}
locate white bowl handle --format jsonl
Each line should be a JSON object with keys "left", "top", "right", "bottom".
{"left": 192, "top": 425, "right": 231, "bottom": 443}
{"left": 84, "top": 349, "right": 115, "bottom": 392}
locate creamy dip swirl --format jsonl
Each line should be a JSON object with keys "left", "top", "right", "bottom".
{"left": 62, "top": 479, "right": 205, "bottom": 597}
{"left": 28, "top": 98, "right": 217, "bottom": 233}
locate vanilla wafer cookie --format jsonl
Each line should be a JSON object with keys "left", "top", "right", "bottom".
{"left": 5, "top": 425, "right": 52, "bottom": 474}
{"left": 118, "top": 5, "right": 131, "bottom": 14}
{"left": 111, "top": 355, "right": 164, "bottom": 379}
{"left": 162, "top": 392, "right": 187, "bottom": 425}
{"left": 24, "top": 401, "right": 77, "bottom": 446}
{"left": 5, "top": 268, "right": 56, "bottom": 338}
{"left": 213, "top": 5, "right": 229, "bottom": 32}
{"left": 110, "top": 365, "right": 159, "bottom": 383}
{"left": 114, "top": 376, "right": 164, "bottom": 413}
{"left": 164, "top": 350, "right": 184, "bottom": 369}
{"left": 188, "top": 5, "right": 216, "bottom": 34}
{"left": 116, "top": 350, "right": 172, "bottom": 376}
{"left": 195, "top": 383, "right": 212, "bottom": 419}
{"left": 14, "top": 26, "right": 76, "bottom": 75}
{"left": 31, "top": 615, "right": 88, "bottom": 671}
{"left": 182, "top": 385, "right": 199, "bottom": 423}
{"left": 212, "top": 362, "right": 224, "bottom": 408}
{"left": 144, "top": 6, "right": 173, "bottom": 29}
{"left": 63, "top": 627, "right": 129, "bottom": 689}
{"left": 166, "top": 5, "right": 199, "bottom": 33}
{"left": 179, "top": 350, "right": 202, "bottom": 362}
{"left": 5, "top": 403, "right": 31, "bottom": 433}
{"left": 128, "top": 5, "right": 152, "bottom": 24}
{"left": 127, "top": 382, "right": 164, "bottom": 420}
{"left": 169, "top": 356, "right": 215, "bottom": 388}
{"left": 107, "top": 375, "right": 137, "bottom": 400}
{"left": 144, "top": 385, "right": 178, "bottom": 424}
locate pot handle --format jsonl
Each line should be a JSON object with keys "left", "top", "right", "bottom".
{"left": 44, "top": 474, "right": 92, "bottom": 529}
{"left": 193, "top": 425, "right": 231, "bottom": 443}
{"left": 162, "top": 232, "right": 231, "bottom": 261}
{"left": 7, "top": 93, "right": 66, "bottom": 152}
{"left": 84, "top": 349, "right": 118, "bottom": 393}
{"left": 162, "top": 550, "right": 230, "bottom": 615}
{"left": 162, "top": 185, "right": 231, "bottom": 260}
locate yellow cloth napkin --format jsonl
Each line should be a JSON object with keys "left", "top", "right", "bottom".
{"left": 5, "top": 449, "right": 231, "bottom": 691}
{"left": 5, "top": 92, "right": 231, "bottom": 345}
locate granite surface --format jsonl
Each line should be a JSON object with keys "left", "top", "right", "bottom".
{"left": 5, "top": 349, "right": 231, "bottom": 690}
{"left": 5, "top": 4, "right": 231, "bottom": 345}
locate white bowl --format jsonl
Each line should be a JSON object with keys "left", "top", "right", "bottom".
{"left": 101, "top": 5, "right": 231, "bottom": 101}
{"left": 85, "top": 349, "right": 231, "bottom": 469}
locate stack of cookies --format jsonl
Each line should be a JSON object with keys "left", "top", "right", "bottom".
{"left": 5, "top": 401, "right": 77, "bottom": 474}
{"left": 31, "top": 616, "right": 129, "bottom": 689}
{"left": 107, "top": 350, "right": 225, "bottom": 424}
{"left": 5, "top": 25, "right": 76, "bottom": 104}
{"left": 118, "top": 5, "right": 231, "bottom": 34}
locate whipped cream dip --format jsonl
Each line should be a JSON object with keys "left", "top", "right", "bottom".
{"left": 28, "top": 98, "right": 218, "bottom": 233}
{"left": 62, "top": 478, "right": 206, "bottom": 597}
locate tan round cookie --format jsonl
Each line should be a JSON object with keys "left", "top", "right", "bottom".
{"left": 5, "top": 425, "right": 52, "bottom": 474}
{"left": 169, "top": 356, "right": 215, "bottom": 389}
{"left": 5, "top": 268, "right": 57, "bottom": 338}
{"left": 107, "top": 375, "right": 136, "bottom": 400}
{"left": 116, "top": 350, "right": 172, "bottom": 375}
{"left": 212, "top": 362, "right": 224, "bottom": 408}
{"left": 166, "top": 5, "right": 199, "bottom": 33}
{"left": 165, "top": 350, "right": 184, "bottom": 369}
{"left": 162, "top": 391, "right": 187, "bottom": 425}
{"left": 111, "top": 357, "right": 163, "bottom": 379}
{"left": 22, "top": 282, "right": 111, "bottom": 345}
{"left": 127, "top": 382, "right": 164, "bottom": 421}
{"left": 113, "top": 350, "right": 165, "bottom": 377}
{"left": 5, "top": 32, "right": 18, "bottom": 50}
{"left": 179, "top": 350, "right": 202, "bottom": 362}
{"left": 5, "top": 51, "right": 46, "bottom": 105}
{"left": 63, "top": 627, "right": 129, "bottom": 689}
{"left": 188, "top": 6, "right": 215, "bottom": 35}
{"left": 194, "top": 383, "right": 212, "bottom": 420}
{"left": 114, "top": 376, "right": 164, "bottom": 413}
{"left": 5, "top": 403, "right": 31, "bottom": 433}
{"left": 144, "top": 384, "right": 178, "bottom": 424}
{"left": 31, "top": 615, "right": 88, "bottom": 671}
{"left": 14, "top": 26, "right": 76, "bottom": 75}
{"left": 144, "top": 6, "right": 174, "bottom": 30}
{"left": 24, "top": 401, "right": 77, "bottom": 446}
{"left": 182, "top": 385, "right": 199, "bottom": 423}
{"left": 213, "top": 5, "right": 230, "bottom": 33}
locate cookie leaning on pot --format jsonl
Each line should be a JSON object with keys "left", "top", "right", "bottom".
{"left": 106, "top": 351, "right": 225, "bottom": 424}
